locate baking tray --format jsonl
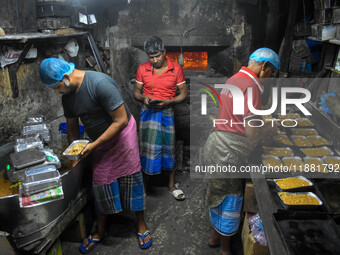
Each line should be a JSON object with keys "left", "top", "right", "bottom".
{"left": 274, "top": 176, "right": 313, "bottom": 192}
{"left": 278, "top": 192, "right": 323, "bottom": 211}
{"left": 322, "top": 156, "right": 340, "bottom": 172}
{"left": 300, "top": 146, "right": 334, "bottom": 157}
{"left": 272, "top": 135, "right": 294, "bottom": 146}
{"left": 9, "top": 148, "right": 46, "bottom": 170}
{"left": 295, "top": 118, "right": 315, "bottom": 127}
{"left": 262, "top": 154, "right": 284, "bottom": 168}
{"left": 21, "top": 165, "right": 61, "bottom": 196}
{"left": 307, "top": 135, "right": 331, "bottom": 146}
{"left": 303, "top": 157, "right": 328, "bottom": 173}
{"left": 263, "top": 146, "right": 294, "bottom": 157}
{"left": 290, "top": 135, "right": 313, "bottom": 147}
{"left": 290, "top": 128, "right": 318, "bottom": 136}
{"left": 277, "top": 113, "right": 301, "bottom": 119}
{"left": 62, "top": 140, "right": 89, "bottom": 160}
{"left": 282, "top": 156, "right": 304, "bottom": 171}
{"left": 273, "top": 211, "right": 340, "bottom": 255}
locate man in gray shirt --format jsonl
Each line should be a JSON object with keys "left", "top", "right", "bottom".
{"left": 40, "top": 58, "right": 152, "bottom": 252}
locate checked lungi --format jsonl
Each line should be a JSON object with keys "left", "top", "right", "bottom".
{"left": 92, "top": 171, "right": 145, "bottom": 214}
{"left": 209, "top": 194, "right": 243, "bottom": 236}
{"left": 139, "top": 105, "right": 176, "bottom": 174}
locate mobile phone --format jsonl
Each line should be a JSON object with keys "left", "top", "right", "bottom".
{"left": 149, "top": 100, "right": 161, "bottom": 105}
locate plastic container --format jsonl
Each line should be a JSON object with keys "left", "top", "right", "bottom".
{"left": 21, "top": 165, "right": 61, "bottom": 196}
{"left": 59, "top": 122, "right": 85, "bottom": 137}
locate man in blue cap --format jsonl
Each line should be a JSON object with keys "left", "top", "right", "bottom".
{"left": 203, "top": 48, "right": 280, "bottom": 255}
{"left": 40, "top": 58, "right": 152, "bottom": 253}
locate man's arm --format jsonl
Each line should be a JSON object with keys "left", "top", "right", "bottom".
{"left": 155, "top": 83, "right": 188, "bottom": 109}
{"left": 66, "top": 117, "right": 80, "bottom": 144}
{"left": 134, "top": 82, "right": 154, "bottom": 107}
{"left": 80, "top": 104, "right": 128, "bottom": 157}
{"left": 245, "top": 116, "right": 278, "bottom": 141}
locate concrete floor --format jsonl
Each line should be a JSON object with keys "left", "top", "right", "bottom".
{"left": 61, "top": 172, "right": 243, "bottom": 255}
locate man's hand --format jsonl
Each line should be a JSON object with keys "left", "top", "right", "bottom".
{"left": 80, "top": 142, "right": 96, "bottom": 158}
{"left": 144, "top": 95, "right": 154, "bottom": 108}
{"left": 152, "top": 99, "right": 171, "bottom": 109}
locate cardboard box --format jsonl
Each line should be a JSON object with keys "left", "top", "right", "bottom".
{"left": 241, "top": 213, "right": 269, "bottom": 255}
{"left": 243, "top": 181, "right": 259, "bottom": 213}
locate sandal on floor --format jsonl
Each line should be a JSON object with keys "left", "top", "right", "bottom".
{"left": 137, "top": 230, "right": 152, "bottom": 249}
{"left": 79, "top": 235, "right": 101, "bottom": 254}
{"left": 169, "top": 183, "right": 185, "bottom": 201}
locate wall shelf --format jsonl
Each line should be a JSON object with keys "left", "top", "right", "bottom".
{"left": 0, "top": 31, "right": 88, "bottom": 43}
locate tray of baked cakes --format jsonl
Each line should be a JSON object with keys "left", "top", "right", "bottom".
{"left": 260, "top": 113, "right": 340, "bottom": 179}
{"left": 260, "top": 113, "right": 340, "bottom": 254}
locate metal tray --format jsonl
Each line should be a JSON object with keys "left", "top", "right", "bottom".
{"left": 262, "top": 154, "right": 284, "bottom": 168}
{"left": 307, "top": 135, "right": 331, "bottom": 146}
{"left": 21, "top": 165, "right": 61, "bottom": 196}
{"left": 282, "top": 156, "right": 304, "bottom": 171}
{"left": 277, "top": 113, "right": 301, "bottom": 119}
{"left": 290, "top": 135, "right": 313, "bottom": 147}
{"left": 303, "top": 157, "right": 328, "bottom": 173}
{"left": 291, "top": 128, "right": 318, "bottom": 136}
{"left": 272, "top": 135, "right": 294, "bottom": 146}
{"left": 274, "top": 176, "right": 313, "bottom": 192}
{"left": 263, "top": 146, "right": 294, "bottom": 157}
{"left": 278, "top": 191, "right": 323, "bottom": 210}
{"left": 10, "top": 148, "right": 46, "bottom": 170}
{"left": 295, "top": 118, "right": 315, "bottom": 127}
{"left": 273, "top": 212, "right": 340, "bottom": 255}
{"left": 62, "top": 140, "right": 89, "bottom": 160}
{"left": 301, "top": 146, "right": 334, "bottom": 157}
{"left": 322, "top": 156, "right": 340, "bottom": 172}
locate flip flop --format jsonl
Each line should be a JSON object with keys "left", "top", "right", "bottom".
{"left": 169, "top": 183, "right": 185, "bottom": 201}
{"left": 137, "top": 230, "right": 152, "bottom": 249}
{"left": 79, "top": 235, "right": 100, "bottom": 254}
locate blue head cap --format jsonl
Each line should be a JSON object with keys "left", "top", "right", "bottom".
{"left": 249, "top": 47, "right": 281, "bottom": 70}
{"left": 40, "top": 58, "right": 75, "bottom": 87}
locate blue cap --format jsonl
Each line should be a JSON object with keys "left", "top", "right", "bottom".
{"left": 40, "top": 58, "right": 75, "bottom": 87}
{"left": 249, "top": 47, "right": 281, "bottom": 70}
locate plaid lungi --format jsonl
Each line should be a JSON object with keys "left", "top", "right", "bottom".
{"left": 209, "top": 194, "right": 243, "bottom": 236}
{"left": 92, "top": 171, "right": 145, "bottom": 214}
{"left": 139, "top": 105, "right": 176, "bottom": 174}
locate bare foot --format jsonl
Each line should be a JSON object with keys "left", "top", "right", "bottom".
{"left": 219, "top": 250, "right": 233, "bottom": 255}
{"left": 208, "top": 228, "right": 220, "bottom": 247}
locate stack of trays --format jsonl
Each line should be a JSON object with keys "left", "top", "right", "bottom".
{"left": 21, "top": 165, "right": 61, "bottom": 196}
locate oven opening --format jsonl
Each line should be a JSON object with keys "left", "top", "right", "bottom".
{"left": 166, "top": 52, "right": 208, "bottom": 70}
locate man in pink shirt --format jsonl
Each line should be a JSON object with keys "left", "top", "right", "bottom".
{"left": 134, "top": 36, "right": 188, "bottom": 200}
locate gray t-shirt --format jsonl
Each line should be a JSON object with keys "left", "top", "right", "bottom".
{"left": 62, "top": 71, "right": 131, "bottom": 141}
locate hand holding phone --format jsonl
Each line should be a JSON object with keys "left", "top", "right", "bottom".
{"left": 149, "top": 100, "right": 161, "bottom": 105}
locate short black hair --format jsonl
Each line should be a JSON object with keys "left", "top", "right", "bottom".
{"left": 144, "top": 36, "right": 164, "bottom": 55}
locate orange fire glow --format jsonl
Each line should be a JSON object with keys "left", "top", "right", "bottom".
{"left": 166, "top": 52, "right": 208, "bottom": 69}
